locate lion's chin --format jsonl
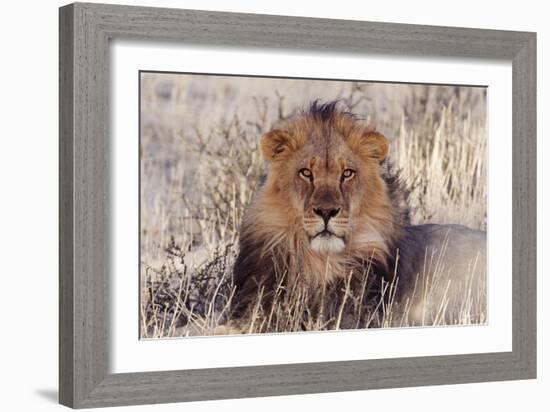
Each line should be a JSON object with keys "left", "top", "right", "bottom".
{"left": 309, "top": 235, "right": 346, "bottom": 254}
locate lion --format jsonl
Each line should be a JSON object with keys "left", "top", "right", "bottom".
{"left": 229, "top": 101, "right": 486, "bottom": 331}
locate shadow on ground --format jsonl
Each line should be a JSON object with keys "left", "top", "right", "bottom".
{"left": 35, "top": 389, "right": 58, "bottom": 404}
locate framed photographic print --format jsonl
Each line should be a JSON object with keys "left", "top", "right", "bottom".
{"left": 59, "top": 2, "right": 536, "bottom": 408}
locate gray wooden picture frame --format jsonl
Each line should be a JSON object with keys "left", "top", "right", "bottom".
{"left": 59, "top": 2, "right": 537, "bottom": 408}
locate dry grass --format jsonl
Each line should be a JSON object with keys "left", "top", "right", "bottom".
{"left": 139, "top": 73, "right": 487, "bottom": 338}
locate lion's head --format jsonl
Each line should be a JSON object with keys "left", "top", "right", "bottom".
{"left": 257, "top": 101, "right": 395, "bottom": 259}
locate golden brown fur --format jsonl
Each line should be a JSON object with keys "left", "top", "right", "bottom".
{"left": 231, "top": 101, "right": 486, "bottom": 326}
{"left": 232, "top": 101, "right": 402, "bottom": 317}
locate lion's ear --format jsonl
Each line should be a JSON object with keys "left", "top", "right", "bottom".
{"left": 260, "top": 129, "right": 294, "bottom": 161}
{"left": 359, "top": 131, "right": 388, "bottom": 161}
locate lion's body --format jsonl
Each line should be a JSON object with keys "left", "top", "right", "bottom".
{"left": 391, "top": 224, "right": 486, "bottom": 324}
{"left": 231, "top": 101, "right": 486, "bottom": 328}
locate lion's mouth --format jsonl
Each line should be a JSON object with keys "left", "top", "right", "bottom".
{"left": 309, "top": 230, "right": 346, "bottom": 253}
{"left": 314, "top": 229, "right": 342, "bottom": 239}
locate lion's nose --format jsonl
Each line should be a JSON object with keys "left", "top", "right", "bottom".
{"left": 313, "top": 207, "right": 341, "bottom": 226}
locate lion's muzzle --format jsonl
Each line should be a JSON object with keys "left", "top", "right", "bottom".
{"left": 304, "top": 207, "right": 348, "bottom": 254}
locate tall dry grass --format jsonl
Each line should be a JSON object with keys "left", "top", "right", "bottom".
{"left": 139, "top": 73, "right": 486, "bottom": 338}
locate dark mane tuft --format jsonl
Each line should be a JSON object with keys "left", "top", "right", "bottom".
{"left": 380, "top": 162, "right": 413, "bottom": 228}
{"left": 308, "top": 100, "right": 338, "bottom": 121}
{"left": 307, "top": 99, "right": 356, "bottom": 122}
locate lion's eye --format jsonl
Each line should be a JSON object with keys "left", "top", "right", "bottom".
{"left": 299, "top": 168, "right": 313, "bottom": 180}
{"left": 342, "top": 169, "right": 356, "bottom": 180}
